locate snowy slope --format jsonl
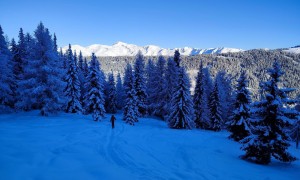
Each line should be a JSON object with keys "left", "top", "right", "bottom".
{"left": 284, "top": 47, "right": 300, "bottom": 54}
{"left": 61, "top": 42, "right": 243, "bottom": 56}
{"left": 0, "top": 112, "right": 299, "bottom": 180}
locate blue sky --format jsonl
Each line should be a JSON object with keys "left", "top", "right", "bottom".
{"left": 0, "top": 0, "right": 299, "bottom": 49}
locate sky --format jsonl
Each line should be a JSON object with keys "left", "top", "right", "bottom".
{"left": 0, "top": 0, "right": 299, "bottom": 50}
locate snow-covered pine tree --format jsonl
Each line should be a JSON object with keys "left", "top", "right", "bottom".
{"left": 174, "top": 49, "right": 181, "bottom": 67}
{"left": 73, "top": 51, "right": 78, "bottom": 66}
{"left": 167, "top": 67, "right": 195, "bottom": 129}
{"left": 30, "top": 23, "right": 65, "bottom": 115}
{"left": 193, "top": 62, "right": 211, "bottom": 129}
{"left": 77, "top": 51, "right": 86, "bottom": 106}
{"left": 116, "top": 73, "right": 125, "bottom": 110}
{"left": 83, "top": 58, "right": 89, "bottom": 78}
{"left": 134, "top": 51, "right": 148, "bottom": 116}
{"left": 216, "top": 70, "right": 234, "bottom": 124}
{"left": 228, "top": 70, "right": 252, "bottom": 141}
{"left": 64, "top": 44, "right": 82, "bottom": 113}
{"left": 10, "top": 38, "right": 19, "bottom": 106}
{"left": 209, "top": 80, "right": 223, "bottom": 131}
{"left": 123, "top": 63, "right": 138, "bottom": 125}
{"left": 84, "top": 53, "right": 105, "bottom": 121}
{"left": 0, "top": 25, "right": 13, "bottom": 111}
{"left": 149, "top": 56, "right": 167, "bottom": 118}
{"left": 241, "top": 61, "right": 297, "bottom": 164}
{"left": 106, "top": 73, "right": 117, "bottom": 113}
{"left": 164, "top": 58, "right": 178, "bottom": 117}
{"left": 78, "top": 51, "right": 84, "bottom": 71}
{"left": 145, "top": 59, "right": 156, "bottom": 114}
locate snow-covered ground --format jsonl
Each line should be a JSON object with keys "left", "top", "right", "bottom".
{"left": 0, "top": 112, "right": 299, "bottom": 180}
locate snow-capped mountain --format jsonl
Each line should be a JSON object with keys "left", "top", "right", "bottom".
{"left": 283, "top": 47, "right": 300, "bottom": 54}
{"left": 62, "top": 41, "right": 244, "bottom": 56}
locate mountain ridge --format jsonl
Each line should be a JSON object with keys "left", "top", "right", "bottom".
{"left": 61, "top": 41, "right": 244, "bottom": 56}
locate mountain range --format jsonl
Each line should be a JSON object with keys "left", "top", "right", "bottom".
{"left": 61, "top": 41, "right": 245, "bottom": 56}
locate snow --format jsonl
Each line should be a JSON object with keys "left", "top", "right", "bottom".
{"left": 284, "top": 47, "right": 300, "bottom": 54}
{"left": 61, "top": 42, "right": 244, "bottom": 57}
{"left": 0, "top": 111, "right": 299, "bottom": 180}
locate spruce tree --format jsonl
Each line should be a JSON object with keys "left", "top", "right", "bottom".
{"left": 148, "top": 56, "right": 167, "bottom": 118}
{"left": 29, "top": 23, "right": 65, "bottom": 115}
{"left": 64, "top": 44, "right": 82, "bottom": 113}
{"left": 228, "top": 71, "right": 252, "bottom": 141}
{"left": 209, "top": 81, "right": 223, "bottom": 131}
{"left": 134, "top": 51, "right": 148, "bottom": 116}
{"left": 241, "top": 61, "right": 297, "bottom": 164}
{"left": 145, "top": 59, "right": 156, "bottom": 114}
{"left": 84, "top": 53, "right": 105, "bottom": 121}
{"left": 123, "top": 63, "right": 138, "bottom": 125}
{"left": 164, "top": 58, "right": 178, "bottom": 117}
{"left": 193, "top": 62, "right": 211, "bottom": 129}
{"left": 167, "top": 67, "right": 195, "bottom": 129}
{"left": 216, "top": 71, "right": 233, "bottom": 123}
{"left": 174, "top": 50, "right": 181, "bottom": 67}
{"left": 116, "top": 73, "right": 125, "bottom": 110}
{"left": 0, "top": 26, "right": 13, "bottom": 111}
{"left": 106, "top": 73, "right": 117, "bottom": 113}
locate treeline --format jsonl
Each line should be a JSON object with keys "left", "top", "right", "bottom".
{"left": 93, "top": 49, "right": 300, "bottom": 99}
{"left": 0, "top": 23, "right": 299, "bottom": 165}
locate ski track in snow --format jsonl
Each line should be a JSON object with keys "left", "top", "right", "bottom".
{"left": 0, "top": 111, "right": 299, "bottom": 180}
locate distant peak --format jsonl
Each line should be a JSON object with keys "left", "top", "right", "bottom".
{"left": 113, "top": 41, "right": 128, "bottom": 46}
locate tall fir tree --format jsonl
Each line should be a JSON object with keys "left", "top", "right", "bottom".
{"left": 164, "top": 58, "right": 178, "bottom": 117}
{"left": 167, "top": 67, "right": 195, "bottom": 129}
{"left": 64, "top": 44, "right": 82, "bottom": 113}
{"left": 148, "top": 56, "right": 168, "bottom": 118}
{"left": 193, "top": 62, "right": 211, "bottom": 129}
{"left": 84, "top": 53, "right": 105, "bottom": 121}
{"left": 209, "top": 81, "right": 223, "bottom": 131}
{"left": 174, "top": 49, "right": 181, "bottom": 67}
{"left": 29, "top": 23, "right": 64, "bottom": 115}
{"left": 0, "top": 25, "right": 13, "bottom": 111}
{"left": 123, "top": 63, "right": 138, "bottom": 125}
{"left": 241, "top": 61, "right": 297, "bottom": 164}
{"left": 134, "top": 51, "right": 148, "bottom": 116}
{"left": 53, "top": 33, "right": 58, "bottom": 52}
{"left": 145, "top": 59, "right": 156, "bottom": 113}
{"left": 216, "top": 70, "right": 234, "bottom": 124}
{"left": 228, "top": 71, "right": 252, "bottom": 141}
{"left": 116, "top": 73, "right": 125, "bottom": 110}
{"left": 106, "top": 73, "right": 117, "bottom": 113}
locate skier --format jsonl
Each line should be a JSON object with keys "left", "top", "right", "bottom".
{"left": 110, "top": 115, "right": 116, "bottom": 129}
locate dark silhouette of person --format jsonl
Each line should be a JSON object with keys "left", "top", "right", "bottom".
{"left": 110, "top": 115, "right": 116, "bottom": 129}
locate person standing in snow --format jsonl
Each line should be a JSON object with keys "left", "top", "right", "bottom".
{"left": 110, "top": 115, "right": 116, "bottom": 129}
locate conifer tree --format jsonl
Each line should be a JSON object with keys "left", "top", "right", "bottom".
{"left": 193, "top": 62, "right": 211, "bottom": 129}
{"left": 116, "top": 73, "right": 125, "bottom": 110}
{"left": 134, "top": 51, "right": 148, "bottom": 116}
{"left": 123, "top": 63, "right": 138, "bottom": 125}
{"left": 53, "top": 33, "right": 58, "bottom": 52}
{"left": 174, "top": 50, "right": 181, "bottom": 67}
{"left": 84, "top": 53, "right": 105, "bottom": 121}
{"left": 167, "top": 67, "right": 195, "bottom": 129}
{"left": 0, "top": 26, "right": 13, "bottom": 111}
{"left": 216, "top": 71, "right": 234, "bottom": 124}
{"left": 26, "top": 23, "right": 65, "bottom": 115}
{"left": 164, "top": 58, "right": 178, "bottom": 116}
{"left": 228, "top": 71, "right": 252, "bottom": 141}
{"left": 64, "top": 44, "right": 82, "bottom": 113}
{"left": 145, "top": 59, "right": 156, "bottom": 113}
{"left": 241, "top": 61, "right": 297, "bottom": 164}
{"left": 209, "top": 81, "right": 223, "bottom": 131}
{"left": 148, "top": 56, "right": 167, "bottom": 118}
{"left": 106, "top": 73, "right": 117, "bottom": 113}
